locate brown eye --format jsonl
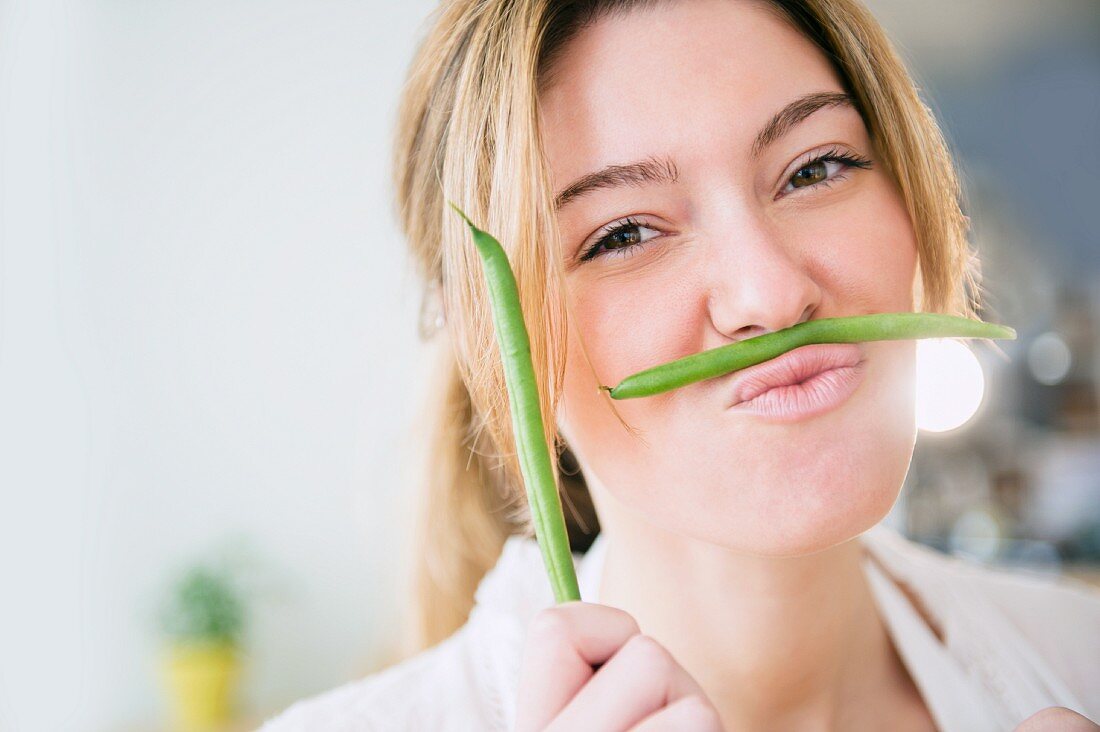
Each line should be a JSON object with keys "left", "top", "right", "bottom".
{"left": 779, "top": 149, "right": 873, "bottom": 197}
{"left": 790, "top": 160, "right": 828, "bottom": 188}
{"left": 605, "top": 227, "right": 643, "bottom": 250}
{"left": 580, "top": 219, "right": 662, "bottom": 262}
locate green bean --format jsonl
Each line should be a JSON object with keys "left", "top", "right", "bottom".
{"left": 450, "top": 203, "right": 581, "bottom": 603}
{"left": 602, "top": 312, "right": 1016, "bottom": 400}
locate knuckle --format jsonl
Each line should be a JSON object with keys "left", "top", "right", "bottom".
{"left": 1019, "top": 707, "right": 1095, "bottom": 731}
{"left": 526, "top": 608, "right": 571, "bottom": 646}
{"left": 677, "top": 695, "right": 722, "bottom": 729}
{"left": 609, "top": 607, "right": 642, "bottom": 636}
{"left": 574, "top": 601, "right": 641, "bottom": 635}
{"left": 623, "top": 633, "right": 672, "bottom": 671}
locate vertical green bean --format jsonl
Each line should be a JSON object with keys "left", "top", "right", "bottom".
{"left": 450, "top": 203, "right": 581, "bottom": 603}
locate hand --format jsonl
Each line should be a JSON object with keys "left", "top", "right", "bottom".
{"left": 1014, "top": 707, "right": 1099, "bottom": 731}
{"left": 514, "top": 602, "right": 723, "bottom": 731}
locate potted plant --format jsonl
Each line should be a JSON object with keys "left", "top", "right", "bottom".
{"left": 158, "top": 559, "right": 246, "bottom": 731}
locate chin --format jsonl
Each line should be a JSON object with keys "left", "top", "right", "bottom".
{"left": 659, "top": 398, "right": 914, "bottom": 558}
{"left": 722, "top": 355, "right": 916, "bottom": 557}
{"left": 665, "top": 482, "right": 902, "bottom": 559}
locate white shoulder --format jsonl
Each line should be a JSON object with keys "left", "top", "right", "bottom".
{"left": 952, "top": 557, "right": 1100, "bottom": 710}
{"left": 257, "top": 624, "right": 494, "bottom": 732}
{"left": 864, "top": 525, "right": 1100, "bottom": 717}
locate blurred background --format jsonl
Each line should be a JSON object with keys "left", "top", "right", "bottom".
{"left": 0, "top": 1, "right": 1097, "bottom": 730}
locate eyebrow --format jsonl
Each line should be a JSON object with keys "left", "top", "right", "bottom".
{"left": 554, "top": 156, "right": 680, "bottom": 210}
{"left": 553, "top": 90, "right": 856, "bottom": 210}
{"left": 750, "top": 90, "right": 855, "bottom": 158}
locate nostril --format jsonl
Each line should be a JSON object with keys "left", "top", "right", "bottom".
{"left": 732, "top": 325, "right": 772, "bottom": 343}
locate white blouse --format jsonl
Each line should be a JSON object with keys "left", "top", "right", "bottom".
{"left": 260, "top": 523, "right": 1100, "bottom": 731}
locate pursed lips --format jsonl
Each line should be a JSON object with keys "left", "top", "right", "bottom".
{"left": 724, "top": 343, "right": 865, "bottom": 407}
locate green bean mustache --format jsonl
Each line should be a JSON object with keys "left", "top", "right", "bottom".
{"left": 601, "top": 313, "right": 1017, "bottom": 400}
{"left": 450, "top": 203, "right": 581, "bottom": 604}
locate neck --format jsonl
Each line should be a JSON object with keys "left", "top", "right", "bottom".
{"left": 595, "top": 507, "right": 916, "bottom": 731}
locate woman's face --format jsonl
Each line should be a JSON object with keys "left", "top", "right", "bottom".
{"left": 541, "top": 0, "right": 920, "bottom": 556}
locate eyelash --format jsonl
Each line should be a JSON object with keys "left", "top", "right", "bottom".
{"left": 578, "top": 147, "right": 874, "bottom": 263}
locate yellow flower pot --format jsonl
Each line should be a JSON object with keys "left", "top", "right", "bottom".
{"left": 161, "top": 640, "right": 241, "bottom": 732}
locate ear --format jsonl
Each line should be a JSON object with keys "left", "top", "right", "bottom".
{"left": 555, "top": 434, "right": 580, "bottom": 476}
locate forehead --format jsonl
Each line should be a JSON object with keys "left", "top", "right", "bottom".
{"left": 538, "top": 0, "right": 844, "bottom": 183}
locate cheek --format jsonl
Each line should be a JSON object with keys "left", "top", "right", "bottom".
{"left": 563, "top": 267, "right": 701, "bottom": 397}
{"left": 816, "top": 175, "right": 919, "bottom": 312}
{"left": 558, "top": 267, "right": 709, "bottom": 496}
{"left": 585, "top": 266, "right": 702, "bottom": 367}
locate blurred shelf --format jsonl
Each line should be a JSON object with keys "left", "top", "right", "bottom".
{"left": 1063, "top": 564, "right": 1100, "bottom": 588}
{"left": 115, "top": 719, "right": 261, "bottom": 732}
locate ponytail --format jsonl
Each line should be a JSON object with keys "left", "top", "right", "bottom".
{"left": 405, "top": 339, "right": 519, "bottom": 650}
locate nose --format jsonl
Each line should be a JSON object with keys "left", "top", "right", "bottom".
{"left": 703, "top": 211, "right": 823, "bottom": 346}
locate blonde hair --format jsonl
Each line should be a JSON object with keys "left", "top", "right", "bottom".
{"left": 391, "top": 0, "right": 983, "bottom": 653}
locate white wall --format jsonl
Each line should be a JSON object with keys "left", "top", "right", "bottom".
{"left": 0, "top": 1, "right": 437, "bottom": 729}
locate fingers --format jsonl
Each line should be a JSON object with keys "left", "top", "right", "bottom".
{"left": 514, "top": 602, "right": 723, "bottom": 732}
{"left": 548, "top": 633, "right": 713, "bottom": 731}
{"left": 1014, "top": 707, "right": 1099, "bottom": 731}
{"left": 514, "top": 602, "right": 642, "bottom": 732}
{"left": 629, "top": 694, "right": 725, "bottom": 732}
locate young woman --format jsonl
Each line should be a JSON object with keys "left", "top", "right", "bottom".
{"left": 263, "top": 1, "right": 1100, "bottom": 729}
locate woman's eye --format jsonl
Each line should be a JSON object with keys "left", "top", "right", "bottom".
{"left": 790, "top": 159, "right": 832, "bottom": 187}
{"left": 581, "top": 220, "right": 662, "bottom": 262}
{"left": 780, "top": 151, "right": 872, "bottom": 197}
{"left": 786, "top": 158, "right": 843, "bottom": 192}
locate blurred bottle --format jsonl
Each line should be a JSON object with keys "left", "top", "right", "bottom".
{"left": 1046, "top": 287, "right": 1098, "bottom": 433}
